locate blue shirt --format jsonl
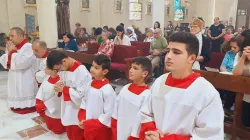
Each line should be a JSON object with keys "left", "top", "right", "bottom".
{"left": 59, "top": 39, "right": 78, "bottom": 52}
{"left": 209, "top": 24, "right": 225, "bottom": 37}
{"left": 221, "top": 50, "right": 236, "bottom": 72}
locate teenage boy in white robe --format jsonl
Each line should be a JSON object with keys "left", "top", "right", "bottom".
{"left": 32, "top": 40, "right": 49, "bottom": 87}
{"left": 35, "top": 66, "right": 65, "bottom": 134}
{"left": 139, "top": 32, "right": 224, "bottom": 140}
{"left": 78, "top": 54, "right": 116, "bottom": 140}
{"left": 47, "top": 50, "right": 91, "bottom": 140}
{"left": 111, "top": 57, "right": 152, "bottom": 140}
{"left": 0, "top": 27, "right": 37, "bottom": 114}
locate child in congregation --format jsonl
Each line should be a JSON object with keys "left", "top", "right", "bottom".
{"left": 78, "top": 54, "right": 116, "bottom": 140}
{"left": 111, "top": 57, "right": 152, "bottom": 140}
{"left": 35, "top": 67, "right": 65, "bottom": 134}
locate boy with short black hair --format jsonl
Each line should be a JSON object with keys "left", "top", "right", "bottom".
{"left": 111, "top": 56, "right": 152, "bottom": 140}
{"left": 139, "top": 32, "right": 224, "bottom": 140}
{"left": 78, "top": 54, "right": 116, "bottom": 140}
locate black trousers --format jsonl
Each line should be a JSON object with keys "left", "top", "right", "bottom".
{"left": 242, "top": 101, "right": 250, "bottom": 127}
{"left": 218, "top": 89, "right": 236, "bottom": 110}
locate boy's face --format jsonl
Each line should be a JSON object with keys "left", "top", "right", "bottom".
{"left": 165, "top": 42, "right": 196, "bottom": 72}
{"left": 90, "top": 61, "right": 108, "bottom": 79}
{"left": 129, "top": 63, "right": 148, "bottom": 82}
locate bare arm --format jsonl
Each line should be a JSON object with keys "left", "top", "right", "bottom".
{"left": 220, "top": 66, "right": 227, "bottom": 72}
{"left": 196, "top": 56, "right": 204, "bottom": 62}
{"left": 232, "top": 55, "right": 246, "bottom": 76}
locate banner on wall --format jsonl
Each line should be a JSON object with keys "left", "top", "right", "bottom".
{"left": 174, "top": 7, "right": 184, "bottom": 21}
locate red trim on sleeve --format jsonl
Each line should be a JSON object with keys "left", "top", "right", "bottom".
{"left": 139, "top": 122, "right": 157, "bottom": 140}
{"left": 127, "top": 136, "right": 139, "bottom": 140}
{"left": 111, "top": 118, "right": 117, "bottom": 140}
{"left": 165, "top": 73, "right": 200, "bottom": 89}
{"left": 63, "top": 86, "right": 71, "bottom": 101}
{"left": 7, "top": 50, "right": 17, "bottom": 69}
{"left": 78, "top": 109, "right": 86, "bottom": 121}
{"left": 35, "top": 99, "right": 46, "bottom": 117}
{"left": 128, "top": 84, "right": 149, "bottom": 95}
{"left": 161, "top": 134, "right": 191, "bottom": 140}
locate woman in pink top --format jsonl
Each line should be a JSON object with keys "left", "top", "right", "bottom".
{"left": 224, "top": 28, "right": 234, "bottom": 41}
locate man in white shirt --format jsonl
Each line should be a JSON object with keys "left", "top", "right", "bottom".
{"left": 0, "top": 27, "right": 37, "bottom": 114}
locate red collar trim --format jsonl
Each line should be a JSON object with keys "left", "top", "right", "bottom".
{"left": 42, "top": 50, "right": 49, "bottom": 58}
{"left": 48, "top": 75, "right": 60, "bottom": 84}
{"left": 128, "top": 84, "right": 149, "bottom": 95}
{"left": 91, "top": 79, "right": 110, "bottom": 89}
{"left": 165, "top": 72, "right": 200, "bottom": 89}
{"left": 16, "top": 39, "right": 28, "bottom": 50}
{"left": 68, "top": 60, "right": 81, "bottom": 72}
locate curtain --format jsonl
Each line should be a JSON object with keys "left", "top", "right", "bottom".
{"left": 56, "top": 0, "right": 71, "bottom": 39}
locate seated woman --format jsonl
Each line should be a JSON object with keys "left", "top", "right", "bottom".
{"left": 126, "top": 26, "right": 137, "bottom": 41}
{"left": 143, "top": 28, "right": 154, "bottom": 42}
{"left": 58, "top": 32, "right": 78, "bottom": 52}
{"left": 95, "top": 27, "right": 103, "bottom": 44}
{"left": 233, "top": 29, "right": 250, "bottom": 128}
{"left": 95, "top": 31, "right": 114, "bottom": 59}
{"left": 190, "top": 18, "right": 211, "bottom": 70}
{"left": 114, "top": 25, "right": 131, "bottom": 46}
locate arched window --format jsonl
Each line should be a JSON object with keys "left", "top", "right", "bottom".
{"left": 129, "top": 0, "right": 142, "bottom": 20}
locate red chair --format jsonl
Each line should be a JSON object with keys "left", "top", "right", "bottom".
{"left": 205, "top": 52, "right": 225, "bottom": 69}
{"left": 130, "top": 42, "right": 150, "bottom": 56}
{"left": 86, "top": 43, "right": 100, "bottom": 54}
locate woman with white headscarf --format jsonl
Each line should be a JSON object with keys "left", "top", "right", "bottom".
{"left": 126, "top": 26, "right": 137, "bottom": 41}
{"left": 144, "top": 28, "right": 154, "bottom": 42}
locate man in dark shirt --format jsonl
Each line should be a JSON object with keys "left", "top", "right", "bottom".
{"left": 208, "top": 17, "right": 225, "bottom": 52}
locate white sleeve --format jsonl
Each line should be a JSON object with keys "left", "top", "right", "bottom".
{"left": 44, "top": 96, "right": 59, "bottom": 114}
{"left": 10, "top": 46, "right": 35, "bottom": 70}
{"left": 98, "top": 86, "right": 117, "bottom": 128}
{"left": 0, "top": 54, "right": 8, "bottom": 69}
{"left": 35, "top": 83, "right": 44, "bottom": 100}
{"left": 233, "top": 52, "right": 239, "bottom": 67}
{"left": 191, "top": 92, "right": 224, "bottom": 140}
{"left": 111, "top": 94, "right": 120, "bottom": 120}
{"left": 36, "top": 71, "right": 47, "bottom": 83}
{"left": 79, "top": 82, "right": 91, "bottom": 110}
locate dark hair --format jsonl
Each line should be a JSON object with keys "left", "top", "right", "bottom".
{"left": 95, "top": 27, "right": 103, "bottom": 36}
{"left": 116, "top": 25, "right": 124, "bottom": 39}
{"left": 229, "top": 36, "right": 241, "bottom": 47}
{"left": 94, "top": 54, "right": 111, "bottom": 71}
{"left": 92, "top": 27, "right": 96, "bottom": 32}
{"left": 82, "top": 28, "right": 87, "bottom": 34}
{"left": 131, "top": 57, "right": 152, "bottom": 84}
{"left": 120, "top": 23, "right": 124, "bottom": 28}
{"left": 89, "top": 35, "right": 96, "bottom": 40}
{"left": 46, "top": 50, "right": 68, "bottom": 70}
{"left": 240, "top": 29, "right": 250, "bottom": 52}
{"left": 27, "top": 36, "right": 32, "bottom": 42}
{"left": 103, "top": 26, "right": 109, "bottom": 31}
{"left": 169, "top": 32, "right": 199, "bottom": 56}
{"left": 62, "top": 32, "right": 74, "bottom": 40}
{"left": 154, "top": 21, "right": 160, "bottom": 29}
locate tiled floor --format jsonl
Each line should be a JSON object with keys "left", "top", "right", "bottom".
{"left": 0, "top": 71, "right": 235, "bottom": 140}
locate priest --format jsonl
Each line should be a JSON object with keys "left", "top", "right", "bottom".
{"left": 138, "top": 32, "right": 224, "bottom": 140}
{"left": 0, "top": 27, "right": 37, "bottom": 114}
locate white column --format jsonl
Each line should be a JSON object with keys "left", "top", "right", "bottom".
{"left": 36, "top": 0, "right": 58, "bottom": 48}
{"left": 152, "top": 0, "right": 165, "bottom": 29}
{"left": 207, "top": 0, "right": 216, "bottom": 26}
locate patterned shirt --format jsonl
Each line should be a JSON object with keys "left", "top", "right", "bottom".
{"left": 96, "top": 40, "right": 114, "bottom": 58}
{"left": 221, "top": 50, "right": 236, "bottom": 72}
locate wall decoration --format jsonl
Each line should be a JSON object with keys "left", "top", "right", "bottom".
{"left": 25, "top": 14, "right": 35, "bottom": 33}
{"left": 114, "top": 0, "right": 123, "bottom": 13}
{"left": 82, "top": 0, "right": 90, "bottom": 11}
{"left": 174, "top": 0, "right": 181, "bottom": 8}
{"left": 129, "top": 2, "right": 142, "bottom": 20}
{"left": 174, "top": 7, "right": 184, "bottom": 21}
{"left": 25, "top": 0, "right": 36, "bottom": 7}
{"left": 146, "top": 1, "right": 152, "bottom": 15}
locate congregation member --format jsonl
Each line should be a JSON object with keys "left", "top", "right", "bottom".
{"left": 95, "top": 27, "right": 103, "bottom": 44}
{"left": 208, "top": 17, "right": 225, "bottom": 52}
{"left": 234, "top": 28, "right": 243, "bottom": 37}
{"left": 35, "top": 66, "right": 65, "bottom": 134}
{"left": 143, "top": 28, "right": 154, "bottom": 42}
{"left": 138, "top": 32, "right": 224, "bottom": 140}
{"left": 108, "top": 27, "right": 117, "bottom": 40}
{"left": 74, "top": 22, "right": 81, "bottom": 36}
{"left": 58, "top": 32, "right": 78, "bottom": 52}
{"left": 0, "top": 27, "right": 37, "bottom": 114}
{"left": 111, "top": 57, "right": 152, "bottom": 140}
{"left": 103, "top": 25, "right": 109, "bottom": 31}
{"left": 232, "top": 29, "right": 250, "bottom": 128}
{"left": 91, "top": 27, "right": 97, "bottom": 36}
{"left": 126, "top": 26, "right": 137, "bottom": 41}
{"left": 32, "top": 40, "right": 49, "bottom": 87}
{"left": 114, "top": 25, "right": 131, "bottom": 46}
{"left": 78, "top": 54, "right": 116, "bottom": 140}
{"left": 190, "top": 18, "right": 211, "bottom": 70}
{"left": 47, "top": 50, "right": 92, "bottom": 140}
{"left": 95, "top": 31, "right": 114, "bottom": 59}
{"left": 154, "top": 21, "right": 160, "bottom": 29}
{"left": 224, "top": 28, "right": 234, "bottom": 41}
{"left": 147, "top": 28, "right": 168, "bottom": 71}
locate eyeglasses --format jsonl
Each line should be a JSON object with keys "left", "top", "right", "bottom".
{"left": 189, "top": 25, "right": 199, "bottom": 29}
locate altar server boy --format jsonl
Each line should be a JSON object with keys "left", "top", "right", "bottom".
{"left": 35, "top": 67, "right": 65, "bottom": 134}
{"left": 139, "top": 32, "right": 224, "bottom": 140}
{"left": 78, "top": 54, "right": 116, "bottom": 140}
{"left": 111, "top": 57, "right": 152, "bottom": 140}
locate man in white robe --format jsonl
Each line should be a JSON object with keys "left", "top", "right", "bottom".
{"left": 47, "top": 50, "right": 92, "bottom": 140}
{"left": 138, "top": 32, "right": 224, "bottom": 140}
{"left": 0, "top": 27, "right": 37, "bottom": 114}
{"left": 32, "top": 40, "right": 49, "bottom": 86}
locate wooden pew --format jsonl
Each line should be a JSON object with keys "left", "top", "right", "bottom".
{"left": 63, "top": 51, "right": 95, "bottom": 64}
{"left": 194, "top": 70, "right": 250, "bottom": 140}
